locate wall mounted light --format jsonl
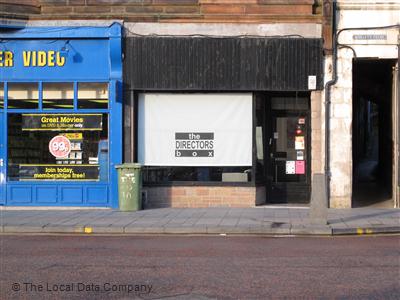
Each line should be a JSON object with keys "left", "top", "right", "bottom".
{"left": 59, "top": 40, "right": 70, "bottom": 58}
{"left": 59, "top": 40, "right": 83, "bottom": 63}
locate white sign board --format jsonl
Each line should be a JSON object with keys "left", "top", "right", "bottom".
{"left": 138, "top": 93, "right": 253, "bottom": 166}
{"left": 308, "top": 75, "right": 317, "bottom": 90}
{"left": 286, "top": 161, "right": 296, "bottom": 175}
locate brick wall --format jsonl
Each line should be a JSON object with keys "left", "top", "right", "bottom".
{"left": 143, "top": 185, "right": 265, "bottom": 208}
{"left": 34, "top": 0, "right": 320, "bottom": 23}
{"left": 2, "top": 0, "right": 331, "bottom": 51}
{"left": 0, "top": 1, "right": 40, "bottom": 19}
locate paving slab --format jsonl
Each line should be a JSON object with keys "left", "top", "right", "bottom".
{"left": 219, "top": 219, "right": 239, "bottom": 226}
{"left": 181, "top": 220, "right": 201, "bottom": 227}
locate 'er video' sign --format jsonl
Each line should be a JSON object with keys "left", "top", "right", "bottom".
{"left": 138, "top": 93, "right": 252, "bottom": 166}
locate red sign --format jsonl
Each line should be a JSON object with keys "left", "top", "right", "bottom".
{"left": 295, "top": 160, "right": 305, "bottom": 175}
{"left": 49, "top": 135, "right": 71, "bottom": 158}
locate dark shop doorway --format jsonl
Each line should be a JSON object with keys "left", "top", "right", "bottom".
{"left": 256, "top": 93, "right": 311, "bottom": 205}
{"left": 352, "top": 59, "right": 397, "bottom": 208}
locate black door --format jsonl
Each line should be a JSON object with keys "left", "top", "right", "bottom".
{"left": 265, "top": 96, "right": 311, "bottom": 204}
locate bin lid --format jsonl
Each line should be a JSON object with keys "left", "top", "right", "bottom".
{"left": 115, "top": 163, "right": 142, "bottom": 169}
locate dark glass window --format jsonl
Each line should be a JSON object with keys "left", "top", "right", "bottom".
{"left": 255, "top": 94, "right": 265, "bottom": 182}
{"left": 143, "top": 166, "right": 252, "bottom": 184}
{"left": 271, "top": 97, "right": 309, "bottom": 110}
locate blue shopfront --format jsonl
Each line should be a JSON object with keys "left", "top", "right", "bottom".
{"left": 0, "top": 23, "right": 122, "bottom": 207}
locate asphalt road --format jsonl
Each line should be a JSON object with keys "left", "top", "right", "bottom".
{"left": 1, "top": 235, "right": 399, "bottom": 299}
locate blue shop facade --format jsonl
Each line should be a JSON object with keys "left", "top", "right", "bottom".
{"left": 0, "top": 23, "right": 122, "bottom": 207}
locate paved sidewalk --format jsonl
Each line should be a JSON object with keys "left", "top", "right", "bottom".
{"left": 1, "top": 207, "right": 399, "bottom": 236}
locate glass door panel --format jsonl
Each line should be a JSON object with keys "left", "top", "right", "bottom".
{"left": 272, "top": 116, "right": 307, "bottom": 183}
{"left": 267, "top": 112, "right": 310, "bottom": 204}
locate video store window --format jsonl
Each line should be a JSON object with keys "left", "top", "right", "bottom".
{"left": 7, "top": 113, "right": 109, "bottom": 182}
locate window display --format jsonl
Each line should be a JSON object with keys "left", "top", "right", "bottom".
{"left": 143, "top": 166, "right": 252, "bottom": 183}
{"left": 7, "top": 113, "right": 108, "bottom": 181}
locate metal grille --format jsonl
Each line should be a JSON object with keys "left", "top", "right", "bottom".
{"left": 124, "top": 37, "right": 324, "bottom": 91}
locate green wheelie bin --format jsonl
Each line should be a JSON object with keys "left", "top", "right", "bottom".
{"left": 115, "top": 163, "right": 142, "bottom": 211}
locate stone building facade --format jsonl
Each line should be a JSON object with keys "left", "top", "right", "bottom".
{"left": 326, "top": 0, "right": 399, "bottom": 208}
{"left": 3, "top": 1, "right": 397, "bottom": 209}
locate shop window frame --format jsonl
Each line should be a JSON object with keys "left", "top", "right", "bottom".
{"left": 3, "top": 81, "right": 110, "bottom": 113}
{"left": 137, "top": 92, "right": 257, "bottom": 187}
